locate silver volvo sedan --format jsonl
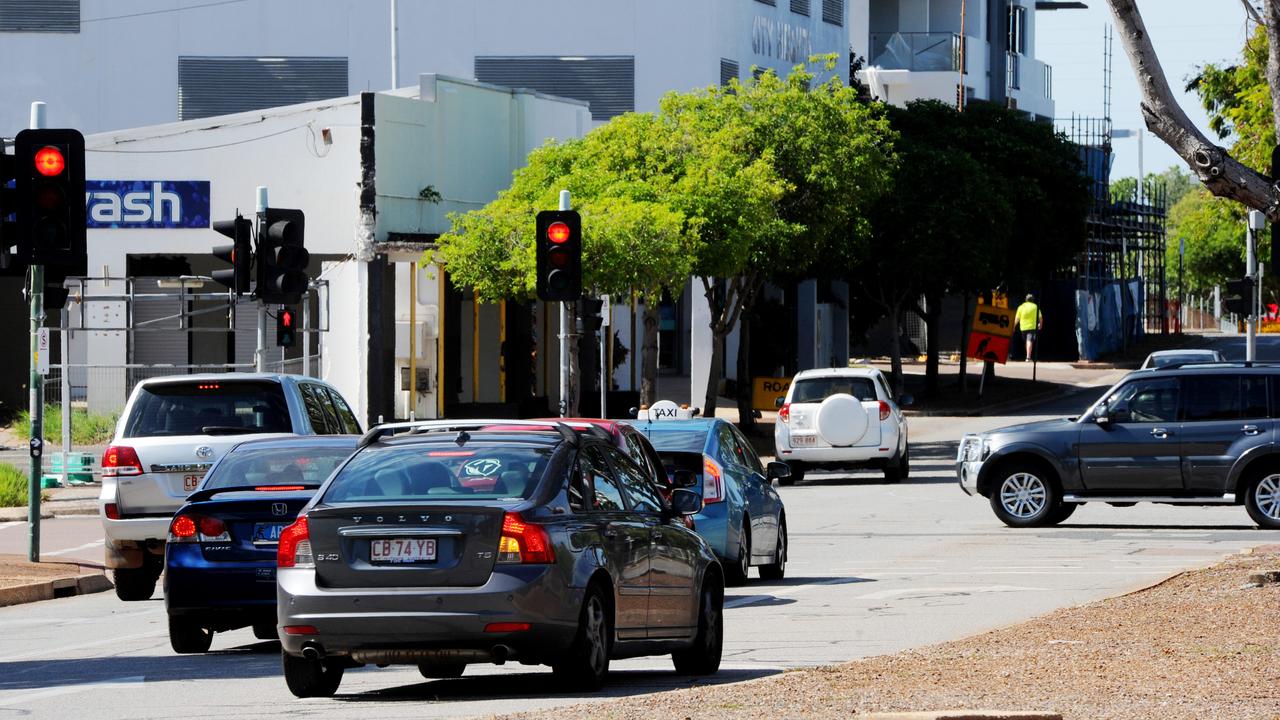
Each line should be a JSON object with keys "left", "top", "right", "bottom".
{"left": 275, "top": 420, "right": 723, "bottom": 697}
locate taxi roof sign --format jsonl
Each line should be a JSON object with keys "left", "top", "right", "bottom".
{"left": 636, "top": 400, "right": 700, "bottom": 421}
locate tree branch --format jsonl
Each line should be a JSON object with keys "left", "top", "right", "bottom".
{"left": 1107, "top": 0, "right": 1280, "bottom": 218}
{"left": 1242, "top": 0, "right": 1265, "bottom": 25}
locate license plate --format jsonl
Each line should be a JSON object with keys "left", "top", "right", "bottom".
{"left": 252, "top": 523, "right": 286, "bottom": 545}
{"left": 791, "top": 435, "right": 816, "bottom": 447}
{"left": 183, "top": 474, "right": 203, "bottom": 492}
{"left": 370, "top": 538, "right": 437, "bottom": 564}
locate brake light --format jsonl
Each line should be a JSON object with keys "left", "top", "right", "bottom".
{"left": 485, "top": 622, "right": 531, "bottom": 633}
{"left": 102, "top": 446, "right": 143, "bottom": 477}
{"left": 702, "top": 456, "right": 724, "bottom": 504}
{"left": 277, "top": 516, "right": 313, "bottom": 568}
{"left": 169, "top": 513, "right": 230, "bottom": 542}
{"left": 254, "top": 485, "right": 306, "bottom": 492}
{"left": 497, "top": 512, "right": 554, "bottom": 564}
{"left": 104, "top": 503, "right": 120, "bottom": 520}
{"left": 197, "top": 516, "right": 228, "bottom": 540}
{"left": 170, "top": 514, "right": 197, "bottom": 539}
{"left": 283, "top": 625, "right": 318, "bottom": 635}
{"left": 778, "top": 403, "right": 790, "bottom": 423}
{"left": 879, "top": 400, "right": 891, "bottom": 422}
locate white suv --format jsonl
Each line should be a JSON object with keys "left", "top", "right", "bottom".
{"left": 773, "top": 367, "right": 910, "bottom": 484}
{"left": 100, "top": 373, "right": 361, "bottom": 601}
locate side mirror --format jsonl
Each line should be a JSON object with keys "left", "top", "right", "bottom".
{"left": 897, "top": 394, "right": 914, "bottom": 407}
{"left": 1093, "top": 405, "right": 1110, "bottom": 425}
{"left": 766, "top": 461, "right": 792, "bottom": 480}
{"left": 671, "top": 469, "right": 697, "bottom": 488}
{"left": 627, "top": 406, "right": 639, "bottom": 419}
{"left": 751, "top": 409, "right": 763, "bottom": 419}
{"left": 774, "top": 397, "right": 785, "bottom": 409}
{"left": 669, "top": 488, "right": 703, "bottom": 517}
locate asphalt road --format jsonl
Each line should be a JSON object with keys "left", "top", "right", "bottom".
{"left": 3, "top": 350, "right": 1279, "bottom": 719}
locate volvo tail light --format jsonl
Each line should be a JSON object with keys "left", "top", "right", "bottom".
{"left": 702, "top": 456, "right": 724, "bottom": 504}
{"left": 102, "top": 446, "right": 143, "bottom": 477}
{"left": 497, "top": 512, "right": 554, "bottom": 564}
{"left": 277, "top": 516, "right": 313, "bottom": 568}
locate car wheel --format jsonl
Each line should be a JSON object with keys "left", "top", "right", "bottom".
{"left": 758, "top": 520, "right": 786, "bottom": 581}
{"left": 989, "top": 464, "right": 1061, "bottom": 528}
{"left": 552, "top": 583, "right": 612, "bottom": 691}
{"left": 113, "top": 567, "right": 157, "bottom": 601}
{"left": 168, "top": 616, "right": 213, "bottom": 654}
{"left": 783, "top": 462, "right": 804, "bottom": 485}
{"left": 1045, "top": 502, "right": 1078, "bottom": 525}
{"left": 1245, "top": 471, "right": 1280, "bottom": 529}
{"left": 252, "top": 623, "right": 277, "bottom": 641}
{"left": 883, "top": 445, "right": 909, "bottom": 483}
{"left": 418, "top": 662, "right": 466, "bottom": 679}
{"left": 724, "top": 523, "right": 750, "bottom": 586}
{"left": 671, "top": 577, "right": 724, "bottom": 675}
{"left": 282, "top": 651, "right": 344, "bottom": 698}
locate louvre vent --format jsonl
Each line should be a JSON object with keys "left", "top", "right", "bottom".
{"left": 0, "top": 0, "right": 79, "bottom": 33}
{"left": 791, "top": 0, "right": 810, "bottom": 16}
{"left": 720, "top": 59, "right": 739, "bottom": 87}
{"left": 822, "top": 0, "right": 844, "bottom": 26}
{"left": 178, "top": 56, "right": 348, "bottom": 121}
{"left": 475, "top": 56, "right": 634, "bottom": 121}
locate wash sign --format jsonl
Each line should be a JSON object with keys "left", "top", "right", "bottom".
{"left": 85, "top": 180, "right": 211, "bottom": 229}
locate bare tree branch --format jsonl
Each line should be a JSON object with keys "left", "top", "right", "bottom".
{"left": 1106, "top": 0, "right": 1280, "bottom": 218}
{"left": 1241, "top": 0, "right": 1265, "bottom": 25}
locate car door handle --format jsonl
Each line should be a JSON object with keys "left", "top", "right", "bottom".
{"left": 1150, "top": 428, "right": 1170, "bottom": 439}
{"left": 1243, "top": 424, "right": 1262, "bottom": 436}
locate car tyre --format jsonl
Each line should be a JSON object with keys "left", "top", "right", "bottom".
{"left": 724, "top": 522, "right": 750, "bottom": 586}
{"left": 671, "top": 576, "right": 724, "bottom": 675}
{"left": 989, "top": 462, "right": 1062, "bottom": 528}
{"left": 252, "top": 623, "right": 277, "bottom": 641}
{"left": 552, "top": 583, "right": 612, "bottom": 691}
{"left": 418, "top": 662, "right": 466, "bottom": 679}
{"left": 168, "top": 616, "right": 213, "bottom": 654}
{"left": 758, "top": 520, "right": 786, "bottom": 581}
{"left": 113, "top": 567, "right": 157, "bottom": 602}
{"left": 883, "top": 445, "right": 909, "bottom": 483}
{"left": 1045, "top": 502, "right": 1078, "bottom": 525}
{"left": 783, "top": 462, "right": 804, "bottom": 485}
{"left": 282, "top": 652, "right": 344, "bottom": 698}
{"left": 1244, "top": 471, "right": 1280, "bottom": 529}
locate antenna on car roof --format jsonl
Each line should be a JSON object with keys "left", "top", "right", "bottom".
{"left": 455, "top": 430, "right": 471, "bottom": 446}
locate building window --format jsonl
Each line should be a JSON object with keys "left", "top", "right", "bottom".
{"left": 720, "top": 59, "right": 740, "bottom": 88}
{"left": 177, "top": 56, "right": 349, "bottom": 121}
{"left": 475, "top": 56, "right": 635, "bottom": 121}
{"left": 822, "top": 0, "right": 844, "bottom": 26}
{"left": 1007, "top": 4, "right": 1027, "bottom": 55}
{"left": 790, "top": 0, "right": 810, "bottom": 16}
{"left": 0, "top": 0, "right": 79, "bottom": 33}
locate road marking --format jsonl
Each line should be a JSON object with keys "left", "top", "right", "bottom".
{"left": 44, "top": 539, "right": 104, "bottom": 556}
{"left": 0, "top": 676, "right": 145, "bottom": 707}
{"left": 0, "top": 521, "right": 24, "bottom": 531}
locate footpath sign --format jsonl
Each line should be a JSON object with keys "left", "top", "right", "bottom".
{"left": 967, "top": 304, "right": 1015, "bottom": 364}
{"left": 752, "top": 376, "right": 791, "bottom": 411}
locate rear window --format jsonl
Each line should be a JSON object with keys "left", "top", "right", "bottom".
{"left": 204, "top": 445, "right": 355, "bottom": 489}
{"left": 123, "top": 380, "right": 292, "bottom": 438}
{"left": 641, "top": 429, "right": 708, "bottom": 453}
{"left": 322, "top": 444, "right": 552, "bottom": 503}
{"left": 791, "top": 376, "right": 876, "bottom": 403}
{"left": 1151, "top": 353, "right": 1216, "bottom": 368}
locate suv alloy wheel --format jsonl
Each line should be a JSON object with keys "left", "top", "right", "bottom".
{"left": 1245, "top": 471, "right": 1280, "bottom": 529}
{"left": 989, "top": 464, "right": 1066, "bottom": 528}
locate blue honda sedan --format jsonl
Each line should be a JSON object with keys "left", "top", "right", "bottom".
{"left": 627, "top": 417, "right": 789, "bottom": 585}
{"left": 163, "top": 435, "right": 356, "bottom": 653}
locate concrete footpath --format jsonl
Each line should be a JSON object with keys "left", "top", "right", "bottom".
{"left": 0, "top": 553, "right": 112, "bottom": 607}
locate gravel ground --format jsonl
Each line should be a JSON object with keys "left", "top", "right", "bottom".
{"left": 507, "top": 548, "right": 1280, "bottom": 720}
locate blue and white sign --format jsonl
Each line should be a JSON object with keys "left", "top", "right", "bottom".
{"left": 86, "top": 180, "right": 211, "bottom": 229}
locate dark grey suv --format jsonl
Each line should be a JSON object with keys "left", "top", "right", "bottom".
{"left": 957, "top": 363, "right": 1280, "bottom": 529}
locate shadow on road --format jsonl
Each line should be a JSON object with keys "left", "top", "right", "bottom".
{"left": 0, "top": 645, "right": 282, "bottom": 691}
{"left": 788, "top": 441, "right": 959, "bottom": 487}
{"left": 1052, "top": 523, "right": 1263, "bottom": 532}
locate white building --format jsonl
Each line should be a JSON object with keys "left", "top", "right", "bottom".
{"left": 852, "top": 0, "right": 1055, "bottom": 120}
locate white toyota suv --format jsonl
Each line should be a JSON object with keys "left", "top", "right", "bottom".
{"left": 100, "top": 373, "right": 361, "bottom": 601}
{"left": 773, "top": 366, "right": 911, "bottom": 484}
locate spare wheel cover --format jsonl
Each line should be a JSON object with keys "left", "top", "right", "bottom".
{"left": 816, "top": 393, "right": 868, "bottom": 447}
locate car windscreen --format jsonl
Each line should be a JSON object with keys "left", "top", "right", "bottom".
{"left": 123, "top": 380, "right": 292, "bottom": 437}
{"left": 321, "top": 444, "right": 552, "bottom": 503}
{"left": 641, "top": 429, "right": 708, "bottom": 453}
{"left": 203, "top": 445, "right": 355, "bottom": 490}
{"left": 791, "top": 377, "right": 876, "bottom": 403}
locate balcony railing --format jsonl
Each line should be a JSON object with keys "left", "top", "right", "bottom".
{"left": 1006, "top": 51, "right": 1021, "bottom": 90}
{"left": 1043, "top": 62, "right": 1052, "bottom": 98}
{"left": 869, "top": 32, "right": 963, "bottom": 72}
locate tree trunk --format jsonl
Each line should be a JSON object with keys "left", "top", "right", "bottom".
{"left": 958, "top": 293, "right": 972, "bottom": 394}
{"left": 640, "top": 302, "right": 661, "bottom": 407}
{"left": 735, "top": 306, "right": 755, "bottom": 432}
{"left": 1105, "top": 0, "right": 1280, "bottom": 218}
{"left": 1265, "top": 1, "right": 1280, "bottom": 142}
{"left": 921, "top": 292, "right": 942, "bottom": 397}
{"left": 887, "top": 301, "right": 904, "bottom": 396}
{"left": 704, "top": 330, "right": 725, "bottom": 418}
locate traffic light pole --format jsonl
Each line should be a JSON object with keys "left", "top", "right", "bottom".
{"left": 26, "top": 101, "right": 45, "bottom": 563}
{"left": 1248, "top": 210, "right": 1263, "bottom": 362}
{"left": 255, "top": 186, "right": 268, "bottom": 372}
{"left": 558, "top": 190, "right": 571, "bottom": 417}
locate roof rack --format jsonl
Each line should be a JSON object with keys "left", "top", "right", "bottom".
{"left": 1156, "top": 360, "right": 1280, "bottom": 370}
{"left": 357, "top": 419, "right": 586, "bottom": 450}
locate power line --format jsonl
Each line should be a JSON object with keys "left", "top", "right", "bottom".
{"left": 87, "top": 125, "right": 304, "bottom": 154}
{"left": 81, "top": 0, "right": 251, "bottom": 25}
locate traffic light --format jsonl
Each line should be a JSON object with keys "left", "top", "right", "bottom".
{"left": 535, "top": 209, "right": 581, "bottom": 302}
{"left": 276, "top": 306, "right": 297, "bottom": 348}
{"left": 14, "top": 129, "right": 85, "bottom": 269}
{"left": 211, "top": 214, "right": 252, "bottom": 294}
{"left": 576, "top": 297, "right": 603, "bottom": 333}
{"left": 1225, "top": 277, "right": 1255, "bottom": 317}
{"left": 256, "top": 207, "right": 308, "bottom": 305}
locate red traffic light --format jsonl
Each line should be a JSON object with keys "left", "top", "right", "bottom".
{"left": 546, "top": 221, "right": 570, "bottom": 244}
{"left": 34, "top": 146, "right": 65, "bottom": 176}
{"left": 281, "top": 310, "right": 293, "bottom": 328}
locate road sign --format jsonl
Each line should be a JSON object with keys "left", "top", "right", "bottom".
{"left": 966, "top": 331, "right": 1010, "bottom": 364}
{"left": 36, "top": 328, "right": 49, "bottom": 375}
{"left": 972, "top": 304, "right": 1016, "bottom": 339}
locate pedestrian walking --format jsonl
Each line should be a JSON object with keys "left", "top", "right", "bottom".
{"left": 1015, "top": 293, "right": 1043, "bottom": 361}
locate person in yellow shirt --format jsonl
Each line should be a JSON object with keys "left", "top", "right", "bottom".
{"left": 1015, "top": 294, "right": 1043, "bottom": 362}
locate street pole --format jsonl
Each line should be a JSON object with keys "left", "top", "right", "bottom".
{"left": 27, "top": 101, "right": 46, "bottom": 562}
{"left": 255, "top": 186, "right": 268, "bottom": 372}
{"left": 558, "top": 190, "right": 570, "bottom": 417}
{"left": 600, "top": 294, "right": 610, "bottom": 418}
{"left": 390, "top": 0, "right": 399, "bottom": 89}
{"left": 1247, "top": 210, "right": 1263, "bottom": 361}
{"left": 1178, "top": 237, "right": 1185, "bottom": 335}
{"left": 60, "top": 307, "right": 71, "bottom": 460}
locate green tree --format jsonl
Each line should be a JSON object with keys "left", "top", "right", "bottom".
{"left": 1189, "top": 24, "right": 1274, "bottom": 173}
{"left": 1165, "top": 188, "right": 1250, "bottom": 301}
{"left": 1110, "top": 165, "right": 1200, "bottom": 206}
